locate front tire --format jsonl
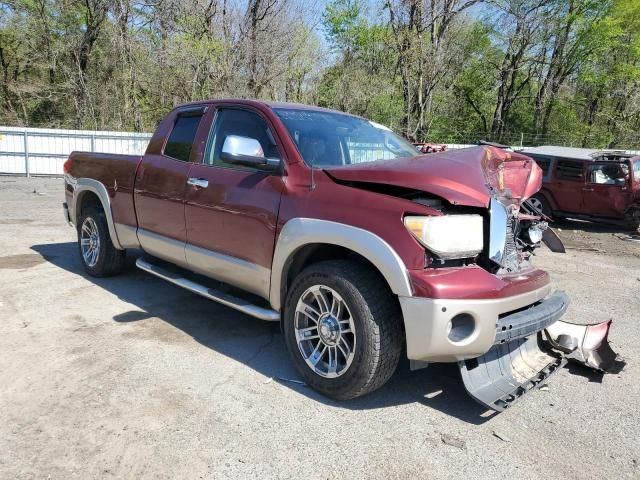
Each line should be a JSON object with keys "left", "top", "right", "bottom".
{"left": 624, "top": 208, "right": 640, "bottom": 232}
{"left": 77, "top": 206, "right": 125, "bottom": 277}
{"left": 283, "top": 260, "right": 403, "bottom": 400}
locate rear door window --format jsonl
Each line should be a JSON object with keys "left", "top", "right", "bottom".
{"left": 555, "top": 160, "right": 584, "bottom": 182}
{"left": 633, "top": 159, "right": 640, "bottom": 183}
{"left": 164, "top": 112, "right": 204, "bottom": 162}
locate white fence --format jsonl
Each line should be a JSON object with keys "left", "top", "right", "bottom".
{"left": 0, "top": 129, "right": 477, "bottom": 177}
{"left": 1, "top": 126, "right": 637, "bottom": 177}
{"left": 0, "top": 126, "right": 152, "bottom": 176}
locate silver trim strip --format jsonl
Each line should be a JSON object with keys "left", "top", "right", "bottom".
{"left": 270, "top": 218, "right": 412, "bottom": 311}
{"left": 114, "top": 223, "right": 140, "bottom": 249}
{"left": 71, "top": 178, "right": 123, "bottom": 250}
{"left": 136, "top": 258, "right": 280, "bottom": 321}
{"left": 137, "top": 229, "right": 188, "bottom": 267}
{"left": 136, "top": 228, "right": 271, "bottom": 299}
{"left": 185, "top": 243, "right": 271, "bottom": 299}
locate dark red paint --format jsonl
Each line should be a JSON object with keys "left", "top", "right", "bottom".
{"left": 325, "top": 146, "right": 542, "bottom": 208}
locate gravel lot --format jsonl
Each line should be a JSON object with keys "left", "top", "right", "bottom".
{"left": 1, "top": 176, "right": 638, "bottom": 479}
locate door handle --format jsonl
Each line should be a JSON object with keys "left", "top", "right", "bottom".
{"left": 582, "top": 187, "right": 594, "bottom": 192}
{"left": 187, "top": 178, "right": 209, "bottom": 189}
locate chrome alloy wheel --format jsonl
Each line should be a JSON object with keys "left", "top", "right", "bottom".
{"left": 80, "top": 217, "right": 101, "bottom": 267}
{"left": 294, "top": 285, "right": 356, "bottom": 378}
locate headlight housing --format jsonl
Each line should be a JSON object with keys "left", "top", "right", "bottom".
{"left": 404, "top": 215, "right": 484, "bottom": 259}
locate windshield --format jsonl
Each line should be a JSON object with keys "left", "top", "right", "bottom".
{"left": 274, "top": 108, "right": 418, "bottom": 167}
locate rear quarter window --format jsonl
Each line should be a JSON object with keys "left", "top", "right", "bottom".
{"left": 164, "top": 113, "right": 204, "bottom": 162}
{"left": 556, "top": 160, "right": 584, "bottom": 181}
{"left": 634, "top": 159, "right": 640, "bottom": 182}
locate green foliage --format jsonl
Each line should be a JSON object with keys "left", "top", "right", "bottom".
{"left": 2, "top": 0, "right": 640, "bottom": 149}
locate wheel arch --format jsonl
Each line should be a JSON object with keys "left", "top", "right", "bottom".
{"left": 72, "top": 179, "right": 123, "bottom": 250}
{"left": 270, "top": 218, "right": 412, "bottom": 312}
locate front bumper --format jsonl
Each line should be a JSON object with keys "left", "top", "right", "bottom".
{"left": 459, "top": 317, "right": 621, "bottom": 411}
{"left": 400, "top": 284, "right": 566, "bottom": 362}
{"left": 460, "top": 333, "right": 565, "bottom": 411}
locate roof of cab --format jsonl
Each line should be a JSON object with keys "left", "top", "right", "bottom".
{"left": 178, "top": 98, "right": 362, "bottom": 117}
{"left": 257, "top": 100, "right": 364, "bottom": 118}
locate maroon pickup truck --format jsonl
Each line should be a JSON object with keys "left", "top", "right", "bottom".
{"left": 62, "top": 99, "right": 618, "bottom": 411}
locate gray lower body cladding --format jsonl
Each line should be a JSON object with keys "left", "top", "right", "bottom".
{"left": 459, "top": 290, "right": 570, "bottom": 411}
{"left": 459, "top": 334, "right": 565, "bottom": 411}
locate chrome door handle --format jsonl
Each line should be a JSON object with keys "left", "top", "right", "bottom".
{"left": 582, "top": 187, "right": 594, "bottom": 192}
{"left": 187, "top": 178, "right": 209, "bottom": 188}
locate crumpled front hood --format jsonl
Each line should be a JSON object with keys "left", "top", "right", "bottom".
{"left": 324, "top": 146, "right": 542, "bottom": 208}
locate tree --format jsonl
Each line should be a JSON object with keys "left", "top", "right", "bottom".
{"left": 384, "top": 0, "right": 480, "bottom": 140}
{"left": 532, "top": 0, "right": 606, "bottom": 141}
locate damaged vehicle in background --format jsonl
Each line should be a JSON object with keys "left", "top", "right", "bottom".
{"left": 413, "top": 142, "right": 447, "bottom": 154}
{"left": 521, "top": 146, "right": 640, "bottom": 230}
{"left": 62, "top": 100, "right": 621, "bottom": 412}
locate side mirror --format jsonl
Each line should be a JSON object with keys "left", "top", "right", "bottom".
{"left": 220, "top": 135, "right": 279, "bottom": 170}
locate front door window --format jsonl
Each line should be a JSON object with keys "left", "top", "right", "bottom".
{"left": 586, "top": 163, "right": 627, "bottom": 187}
{"left": 204, "top": 108, "right": 281, "bottom": 169}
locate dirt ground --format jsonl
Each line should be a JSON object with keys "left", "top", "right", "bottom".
{"left": 1, "top": 176, "right": 639, "bottom": 479}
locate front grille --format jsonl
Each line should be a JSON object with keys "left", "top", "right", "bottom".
{"left": 502, "top": 214, "right": 521, "bottom": 272}
{"left": 483, "top": 198, "right": 524, "bottom": 273}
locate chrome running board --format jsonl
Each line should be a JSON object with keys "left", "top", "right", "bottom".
{"left": 136, "top": 258, "right": 280, "bottom": 321}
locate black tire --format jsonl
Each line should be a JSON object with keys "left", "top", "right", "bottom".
{"left": 531, "top": 193, "right": 553, "bottom": 218}
{"left": 283, "top": 260, "right": 403, "bottom": 400}
{"left": 624, "top": 208, "right": 640, "bottom": 232}
{"left": 77, "top": 206, "right": 126, "bottom": 277}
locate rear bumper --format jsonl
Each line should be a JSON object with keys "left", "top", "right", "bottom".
{"left": 400, "top": 284, "right": 568, "bottom": 362}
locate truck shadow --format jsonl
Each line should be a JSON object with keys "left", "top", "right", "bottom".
{"left": 32, "top": 241, "right": 495, "bottom": 424}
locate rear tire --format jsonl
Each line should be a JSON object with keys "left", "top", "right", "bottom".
{"left": 77, "top": 206, "right": 125, "bottom": 277}
{"left": 283, "top": 260, "right": 403, "bottom": 400}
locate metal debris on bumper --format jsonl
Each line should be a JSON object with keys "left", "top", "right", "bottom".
{"left": 545, "top": 319, "right": 623, "bottom": 373}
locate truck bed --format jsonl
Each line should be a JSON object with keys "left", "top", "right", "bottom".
{"left": 66, "top": 151, "right": 142, "bottom": 228}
